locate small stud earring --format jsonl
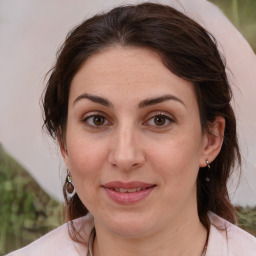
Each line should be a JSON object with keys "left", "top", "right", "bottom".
{"left": 66, "top": 170, "right": 76, "bottom": 198}
{"left": 205, "top": 160, "right": 210, "bottom": 182}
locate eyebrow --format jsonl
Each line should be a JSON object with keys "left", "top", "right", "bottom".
{"left": 138, "top": 94, "right": 185, "bottom": 108}
{"left": 73, "top": 93, "right": 185, "bottom": 108}
{"left": 73, "top": 93, "right": 113, "bottom": 107}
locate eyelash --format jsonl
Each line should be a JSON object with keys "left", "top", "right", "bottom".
{"left": 82, "top": 112, "right": 174, "bottom": 129}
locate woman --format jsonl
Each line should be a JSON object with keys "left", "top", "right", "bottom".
{"left": 7, "top": 2, "right": 256, "bottom": 256}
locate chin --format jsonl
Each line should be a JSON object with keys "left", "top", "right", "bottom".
{"left": 99, "top": 211, "right": 157, "bottom": 238}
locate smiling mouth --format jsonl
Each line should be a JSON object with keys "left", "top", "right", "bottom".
{"left": 102, "top": 182, "right": 156, "bottom": 204}
{"left": 109, "top": 187, "right": 154, "bottom": 193}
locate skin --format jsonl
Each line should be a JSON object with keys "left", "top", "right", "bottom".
{"left": 61, "top": 46, "right": 225, "bottom": 256}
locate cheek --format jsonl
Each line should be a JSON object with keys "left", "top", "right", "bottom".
{"left": 66, "top": 139, "right": 109, "bottom": 210}
{"left": 149, "top": 135, "right": 202, "bottom": 184}
{"left": 66, "top": 134, "right": 108, "bottom": 187}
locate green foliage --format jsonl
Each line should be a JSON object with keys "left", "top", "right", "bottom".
{"left": 209, "top": 0, "right": 256, "bottom": 52}
{"left": 236, "top": 206, "right": 256, "bottom": 236}
{"left": 0, "top": 144, "right": 63, "bottom": 255}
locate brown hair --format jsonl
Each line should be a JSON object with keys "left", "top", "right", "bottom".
{"left": 43, "top": 2, "right": 241, "bottom": 240}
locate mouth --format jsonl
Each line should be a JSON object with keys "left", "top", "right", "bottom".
{"left": 102, "top": 181, "right": 156, "bottom": 204}
{"left": 109, "top": 187, "right": 150, "bottom": 193}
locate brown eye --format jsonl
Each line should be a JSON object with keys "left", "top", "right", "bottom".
{"left": 84, "top": 115, "right": 110, "bottom": 128}
{"left": 153, "top": 116, "right": 166, "bottom": 126}
{"left": 93, "top": 116, "right": 105, "bottom": 126}
{"left": 145, "top": 114, "right": 174, "bottom": 128}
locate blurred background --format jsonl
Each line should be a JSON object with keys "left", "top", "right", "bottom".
{"left": 0, "top": 0, "right": 255, "bottom": 254}
{"left": 212, "top": 0, "right": 256, "bottom": 52}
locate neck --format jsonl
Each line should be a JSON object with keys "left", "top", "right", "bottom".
{"left": 93, "top": 211, "right": 207, "bottom": 256}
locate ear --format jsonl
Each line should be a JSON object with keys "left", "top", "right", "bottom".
{"left": 199, "top": 116, "right": 225, "bottom": 167}
{"left": 57, "top": 132, "right": 70, "bottom": 169}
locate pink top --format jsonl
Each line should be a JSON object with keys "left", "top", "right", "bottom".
{"left": 6, "top": 212, "right": 256, "bottom": 256}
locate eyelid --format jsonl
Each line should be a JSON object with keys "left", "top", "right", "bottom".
{"left": 145, "top": 111, "right": 175, "bottom": 121}
{"left": 82, "top": 110, "right": 106, "bottom": 120}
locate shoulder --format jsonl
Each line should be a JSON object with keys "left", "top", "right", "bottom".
{"left": 207, "top": 212, "right": 256, "bottom": 256}
{"left": 5, "top": 214, "right": 94, "bottom": 256}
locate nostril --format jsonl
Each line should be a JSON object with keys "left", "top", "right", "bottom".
{"left": 108, "top": 149, "right": 145, "bottom": 171}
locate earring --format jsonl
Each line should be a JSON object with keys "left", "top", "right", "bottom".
{"left": 205, "top": 160, "right": 210, "bottom": 182}
{"left": 66, "top": 170, "right": 76, "bottom": 198}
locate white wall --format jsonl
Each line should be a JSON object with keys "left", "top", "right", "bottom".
{"left": 0, "top": 0, "right": 255, "bottom": 205}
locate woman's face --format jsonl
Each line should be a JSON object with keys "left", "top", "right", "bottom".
{"left": 62, "top": 46, "right": 209, "bottom": 237}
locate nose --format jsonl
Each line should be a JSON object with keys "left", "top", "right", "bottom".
{"left": 108, "top": 124, "right": 145, "bottom": 171}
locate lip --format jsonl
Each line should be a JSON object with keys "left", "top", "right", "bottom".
{"left": 102, "top": 181, "right": 156, "bottom": 205}
{"left": 102, "top": 181, "right": 155, "bottom": 189}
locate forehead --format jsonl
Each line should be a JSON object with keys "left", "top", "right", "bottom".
{"left": 69, "top": 46, "right": 197, "bottom": 106}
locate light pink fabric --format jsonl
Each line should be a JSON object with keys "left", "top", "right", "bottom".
{"left": 6, "top": 212, "right": 256, "bottom": 256}
{"left": 207, "top": 213, "right": 256, "bottom": 255}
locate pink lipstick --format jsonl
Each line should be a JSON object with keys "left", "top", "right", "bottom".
{"left": 102, "top": 181, "right": 156, "bottom": 204}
